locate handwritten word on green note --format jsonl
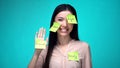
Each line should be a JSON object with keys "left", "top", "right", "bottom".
{"left": 50, "top": 22, "right": 60, "bottom": 32}
{"left": 67, "top": 14, "right": 77, "bottom": 24}
{"left": 35, "top": 38, "right": 47, "bottom": 49}
{"left": 68, "top": 51, "right": 79, "bottom": 61}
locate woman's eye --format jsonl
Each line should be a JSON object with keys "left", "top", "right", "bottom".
{"left": 58, "top": 19, "right": 63, "bottom": 21}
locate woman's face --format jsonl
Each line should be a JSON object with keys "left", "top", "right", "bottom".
{"left": 55, "top": 10, "right": 73, "bottom": 37}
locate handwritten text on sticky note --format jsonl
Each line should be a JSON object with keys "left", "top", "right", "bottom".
{"left": 68, "top": 51, "right": 79, "bottom": 61}
{"left": 35, "top": 38, "right": 47, "bottom": 49}
{"left": 50, "top": 22, "right": 60, "bottom": 32}
{"left": 67, "top": 14, "right": 77, "bottom": 24}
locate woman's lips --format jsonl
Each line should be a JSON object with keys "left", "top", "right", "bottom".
{"left": 59, "top": 28, "right": 68, "bottom": 33}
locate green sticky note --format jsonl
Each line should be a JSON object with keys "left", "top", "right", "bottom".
{"left": 67, "top": 14, "right": 77, "bottom": 24}
{"left": 35, "top": 38, "right": 47, "bottom": 49}
{"left": 50, "top": 22, "right": 60, "bottom": 32}
{"left": 68, "top": 51, "right": 79, "bottom": 61}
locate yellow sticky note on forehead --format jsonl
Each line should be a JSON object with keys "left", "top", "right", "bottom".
{"left": 35, "top": 38, "right": 47, "bottom": 49}
{"left": 68, "top": 51, "right": 79, "bottom": 61}
{"left": 67, "top": 14, "right": 77, "bottom": 24}
{"left": 50, "top": 22, "right": 60, "bottom": 32}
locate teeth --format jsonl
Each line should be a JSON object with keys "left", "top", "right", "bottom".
{"left": 60, "top": 29, "right": 68, "bottom": 32}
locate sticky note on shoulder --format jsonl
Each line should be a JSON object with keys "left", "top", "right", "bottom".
{"left": 68, "top": 51, "right": 79, "bottom": 61}
{"left": 35, "top": 38, "right": 47, "bottom": 49}
{"left": 50, "top": 22, "right": 60, "bottom": 32}
{"left": 67, "top": 14, "right": 77, "bottom": 24}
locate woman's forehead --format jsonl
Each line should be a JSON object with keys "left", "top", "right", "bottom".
{"left": 56, "top": 11, "right": 72, "bottom": 18}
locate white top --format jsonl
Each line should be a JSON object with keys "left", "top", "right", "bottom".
{"left": 36, "top": 40, "right": 92, "bottom": 68}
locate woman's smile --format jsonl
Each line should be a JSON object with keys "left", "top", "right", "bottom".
{"left": 59, "top": 27, "right": 68, "bottom": 33}
{"left": 55, "top": 11, "right": 73, "bottom": 36}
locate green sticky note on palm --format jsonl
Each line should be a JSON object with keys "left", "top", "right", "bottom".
{"left": 68, "top": 51, "right": 79, "bottom": 61}
{"left": 35, "top": 38, "right": 47, "bottom": 49}
{"left": 50, "top": 22, "right": 60, "bottom": 32}
{"left": 67, "top": 14, "right": 77, "bottom": 24}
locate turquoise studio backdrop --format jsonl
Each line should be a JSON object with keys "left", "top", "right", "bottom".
{"left": 0, "top": 0, "right": 120, "bottom": 68}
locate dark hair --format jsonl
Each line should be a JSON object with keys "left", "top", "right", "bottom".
{"left": 43, "top": 4, "right": 79, "bottom": 68}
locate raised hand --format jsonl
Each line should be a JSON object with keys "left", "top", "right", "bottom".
{"left": 28, "top": 27, "right": 47, "bottom": 68}
{"left": 35, "top": 27, "right": 47, "bottom": 49}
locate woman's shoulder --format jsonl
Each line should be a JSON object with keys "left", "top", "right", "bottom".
{"left": 71, "top": 40, "right": 90, "bottom": 53}
{"left": 71, "top": 39, "right": 89, "bottom": 48}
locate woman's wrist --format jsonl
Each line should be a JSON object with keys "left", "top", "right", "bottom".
{"left": 34, "top": 49, "right": 42, "bottom": 55}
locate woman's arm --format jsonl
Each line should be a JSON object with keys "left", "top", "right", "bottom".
{"left": 28, "top": 49, "right": 42, "bottom": 68}
{"left": 28, "top": 27, "right": 47, "bottom": 68}
{"left": 84, "top": 44, "right": 92, "bottom": 68}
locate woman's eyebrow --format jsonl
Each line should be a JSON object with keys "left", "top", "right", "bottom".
{"left": 56, "top": 17, "right": 64, "bottom": 19}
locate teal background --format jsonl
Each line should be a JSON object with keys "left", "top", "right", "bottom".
{"left": 0, "top": 0, "right": 120, "bottom": 68}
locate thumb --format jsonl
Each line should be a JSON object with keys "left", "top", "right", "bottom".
{"left": 46, "top": 37, "right": 48, "bottom": 43}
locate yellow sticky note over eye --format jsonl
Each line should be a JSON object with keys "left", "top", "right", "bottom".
{"left": 68, "top": 51, "right": 79, "bottom": 61}
{"left": 67, "top": 14, "right": 77, "bottom": 24}
{"left": 35, "top": 38, "right": 47, "bottom": 49}
{"left": 50, "top": 22, "right": 60, "bottom": 32}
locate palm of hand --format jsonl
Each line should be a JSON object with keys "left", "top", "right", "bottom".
{"left": 35, "top": 27, "right": 48, "bottom": 49}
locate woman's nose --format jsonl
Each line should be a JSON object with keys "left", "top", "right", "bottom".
{"left": 61, "top": 20, "right": 68, "bottom": 27}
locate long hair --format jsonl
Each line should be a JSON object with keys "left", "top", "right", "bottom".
{"left": 43, "top": 4, "right": 79, "bottom": 68}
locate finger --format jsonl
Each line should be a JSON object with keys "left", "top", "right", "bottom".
{"left": 41, "top": 27, "right": 44, "bottom": 40}
{"left": 46, "top": 37, "right": 48, "bottom": 43}
{"left": 38, "top": 28, "right": 42, "bottom": 39}
{"left": 35, "top": 32, "right": 38, "bottom": 38}
{"left": 43, "top": 28, "right": 46, "bottom": 39}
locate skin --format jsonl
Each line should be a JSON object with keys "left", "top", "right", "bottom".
{"left": 55, "top": 10, "right": 73, "bottom": 37}
{"left": 55, "top": 10, "right": 74, "bottom": 53}
{"left": 28, "top": 28, "right": 47, "bottom": 68}
{"left": 28, "top": 10, "right": 74, "bottom": 68}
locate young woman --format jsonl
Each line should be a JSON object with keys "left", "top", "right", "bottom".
{"left": 28, "top": 4, "right": 92, "bottom": 68}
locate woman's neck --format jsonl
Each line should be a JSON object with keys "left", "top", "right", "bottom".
{"left": 57, "top": 35, "right": 72, "bottom": 46}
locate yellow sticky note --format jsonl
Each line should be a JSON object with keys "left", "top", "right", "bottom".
{"left": 67, "top": 14, "right": 77, "bottom": 24}
{"left": 35, "top": 38, "right": 47, "bottom": 49}
{"left": 68, "top": 51, "right": 79, "bottom": 61}
{"left": 50, "top": 22, "right": 60, "bottom": 32}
